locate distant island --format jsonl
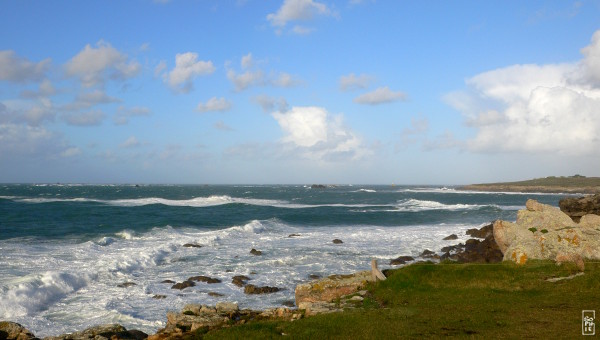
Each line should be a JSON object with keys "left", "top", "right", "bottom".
{"left": 458, "top": 175, "right": 600, "bottom": 194}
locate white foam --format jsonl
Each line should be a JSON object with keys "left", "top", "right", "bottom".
{"left": 394, "top": 199, "right": 486, "bottom": 212}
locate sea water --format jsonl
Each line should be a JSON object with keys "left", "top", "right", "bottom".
{"left": 0, "top": 184, "right": 568, "bottom": 336}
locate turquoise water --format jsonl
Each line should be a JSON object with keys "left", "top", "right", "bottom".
{"left": 0, "top": 184, "right": 566, "bottom": 336}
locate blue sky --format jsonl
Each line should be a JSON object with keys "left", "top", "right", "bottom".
{"left": 1, "top": 0, "right": 600, "bottom": 184}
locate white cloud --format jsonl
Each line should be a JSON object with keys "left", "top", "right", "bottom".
{"left": 292, "top": 25, "right": 315, "bottom": 35}
{"left": 62, "top": 110, "right": 106, "bottom": 126}
{"left": 214, "top": 121, "right": 234, "bottom": 131}
{"left": 227, "top": 68, "right": 265, "bottom": 91}
{"left": 227, "top": 54, "right": 298, "bottom": 91}
{"left": 267, "top": 0, "right": 333, "bottom": 34}
{"left": 0, "top": 50, "right": 50, "bottom": 83}
{"left": 120, "top": 136, "right": 140, "bottom": 148}
{"left": 20, "top": 79, "right": 57, "bottom": 99}
{"left": 196, "top": 97, "right": 232, "bottom": 113}
{"left": 353, "top": 86, "right": 407, "bottom": 105}
{"left": 339, "top": 73, "right": 373, "bottom": 91}
{"left": 113, "top": 106, "right": 151, "bottom": 125}
{"left": 271, "top": 106, "right": 370, "bottom": 160}
{"left": 447, "top": 29, "right": 600, "bottom": 156}
{"left": 65, "top": 41, "right": 141, "bottom": 87}
{"left": 60, "top": 147, "right": 81, "bottom": 157}
{"left": 164, "top": 52, "right": 215, "bottom": 93}
{"left": 0, "top": 123, "right": 71, "bottom": 160}
{"left": 254, "top": 95, "right": 289, "bottom": 112}
{"left": 241, "top": 53, "right": 254, "bottom": 69}
{"left": 272, "top": 72, "right": 298, "bottom": 87}
{"left": 63, "top": 89, "right": 121, "bottom": 111}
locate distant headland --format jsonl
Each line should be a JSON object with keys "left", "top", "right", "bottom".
{"left": 458, "top": 175, "right": 600, "bottom": 194}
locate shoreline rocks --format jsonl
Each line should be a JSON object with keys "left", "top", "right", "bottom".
{"left": 559, "top": 193, "right": 600, "bottom": 222}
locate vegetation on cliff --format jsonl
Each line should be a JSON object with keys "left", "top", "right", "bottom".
{"left": 459, "top": 175, "right": 600, "bottom": 193}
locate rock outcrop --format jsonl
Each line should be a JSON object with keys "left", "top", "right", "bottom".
{"left": 295, "top": 270, "right": 374, "bottom": 310}
{"left": 44, "top": 324, "right": 147, "bottom": 340}
{"left": 0, "top": 321, "right": 38, "bottom": 340}
{"left": 493, "top": 199, "right": 600, "bottom": 266}
{"left": 559, "top": 193, "right": 600, "bottom": 222}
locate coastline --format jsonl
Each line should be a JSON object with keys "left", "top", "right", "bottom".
{"left": 457, "top": 176, "right": 600, "bottom": 194}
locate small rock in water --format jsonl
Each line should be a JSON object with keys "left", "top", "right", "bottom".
{"left": 208, "top": 292, "right": 224, "bottom": 297}
{"left": 183, "top": 243, "right": 203, "bottom": 248}
{"left": 309, "top": 274, "right": 322, "bottom": 280}
{"left": 419, "top": 249, "right": 437, "bottom": 258}
{"left": 443, "top": 234, "right": 458, "bottom": 240}
{"left": 250, "top": 248, "right": 263, "bottom": 256}
{"left": 332, "top": 239, "right": 343, "bottom": 244}
{"left": 288, "top": 233, "right": 301, "bottom": 238}
{"left": 244, "top": 284, "right": 281, "bottom": 294}
{"left": 188, "top": 275, "right": 221, "bottom": 284}
{"left": 152, "top": 294, "right": 167, "bottom": 299}
{"left": 232, "top": 275, "right": 251, "bottom": 287}
{"left": 117, "top": 282, "right": 137, "bottom": 288}
{"left": 161, "top": 279, "right": 176, "bottom": 284}
{"left": 172, "top": 280, "right": 196, "bottom": 290}
{"left": 390, "top": 256, "right": 415, "bottom": 265}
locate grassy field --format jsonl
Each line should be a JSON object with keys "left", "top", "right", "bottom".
{"left": 197, "top": 261, "right": 600, "bottom": 339}
{"left": 459, "top": 176, "right": 600, "bottom": 193}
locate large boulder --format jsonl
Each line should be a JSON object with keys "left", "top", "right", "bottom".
{"left": 295, "top": 270, "right": 374, "bottom": 306}
{"left": 493, "top": 199, "right": 600, "bottom": 265}
{"left": 0, "top": 322, "right": 38, "bottom": 340}
{"left": 560, "top": 194, "right": 600, "bottom": 222}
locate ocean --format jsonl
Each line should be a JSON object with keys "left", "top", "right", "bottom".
{"left": 0, "top": 184, "right": 567, "bottom": 336}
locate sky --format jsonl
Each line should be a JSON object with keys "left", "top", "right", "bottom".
{"left": 1, "top": 0, "right": 600, "bottom": 185}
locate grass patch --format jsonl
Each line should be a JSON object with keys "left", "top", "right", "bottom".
{"left": 202, "top": 261, "right": 600, "bottom": 339}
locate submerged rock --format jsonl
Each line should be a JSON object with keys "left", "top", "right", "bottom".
{"left": 183, "top": 243, "right": 203, "bottom": 248}
{"left": 117, "top": 282, "right": 137, "bottom": 288}
{"left": 250, "top": 248, "right": 262, "bottom": 256}
{"left": 231, "top": 275, "right": 251, "bottom": 287}
{"left": 171, "top": 280, "right": 196, "bottom": 290}
{"left": 332, "top": 239, "right": 343, "bottom": 244}
{"left": 244, "top": 284, "right": 281, "bottom": 294}
{"left": 188, "top": 275, "right": 221, "bottom": 284}
{"left": 443, "top": 234, "right": 458, "bottom": 240}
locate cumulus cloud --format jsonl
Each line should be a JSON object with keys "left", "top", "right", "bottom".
{"left": 120, "top": 136, "right": 140, "bottom": 148}
{"left": 353, "top": 86, "right": 407, "bottom": 105}
{"left": 0, "top": 50, "right": 50, "bottom": 83}
{"left": 446, "top": 29, "right": 600, "bottom": 156}
{"left": 1, "top": 100, "right": 56, "bottom": 127}
{"left": 113, "top": 106, "right": 151, "bottom": 125}
{"left": 267, "top": 0, "right": 333, "bottom": 34}
{"left": 0, "top": 123, "right": 72, "bottom": 160}
{"left": 63, "top": 89, "right": 121, "bottom": 111}
{"left": 196, "top": 97, "right": 232, "bottom": 113}
{"left": 164, "top": 52, "right": 215, "bottom": 93}
{"left": 65, "top": 41, "right": 141, "bottom": 87}
{"left": 62, "top": 110, "right": 106, "bottom": 126}
{"left": 254, "top": 94, "right": 289, "bottom": 113}
{"left": 20, "top": 79, "right": 57, "bottom": 99}
{"left": 339, "top": 73, "right": 373, "bottom": 91}
{"left": 271, "top": 106, "right": 370, "bottom": 160}
{"left": 227, "top": 54, "right": 297, "bottom": 91}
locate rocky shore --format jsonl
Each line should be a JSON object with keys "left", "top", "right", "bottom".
{"left": 4, "top": 193, "right": 599, "bottom": 339}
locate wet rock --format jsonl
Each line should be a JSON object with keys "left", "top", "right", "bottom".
{"left": 559, "top": 193, "right": 600, "bottom": 222}
{"left": 466, "top": 223, "right": 493, "bottom": 239}
{"left": 282, "top": 300, "right": 295, "bottom": 307}
{"left": 250, "top": 248, "right": 262, "bottom": 256}
{"left": 208, "top": 292, "right": 224, "bottom": 297}
{"left": 161, "top": 279, "right": 175, "bottom": 284}
{"left": 419, "top": 249, "right": 439, "bottom": 259}
{"left": 172, "top": 280, "right": 196, "bottom": 290}
{"left": 288, "top": 233, "right": 301, "bottom": 238}
{"left": 443, "top": 234, "right": 458, "bottom": 240}
{"left": 390, "top": 256, "right": 415, "bottom": 265}
{"left": 117, "top": 282, "right": 137, "bottom": 288}
{"left": 45, "top": 324, "right": 147, "bottom": 340}
{"left": 308, "top": 274, "right": 322, "bottom": 280}
{"left": 332, "top": 239, "right": 343, "bottom": 244}
{"left": 0, "top": 321, "right": 38, "bottom": 340}
{"left": 152, "top": 294, "right": 167, "bottom": 299}
{"left": 232, "top": 275, "right": 251, "bottom": 287}
{"left": 188, "top": 275, "right": 221, "bottom": 284}
{"left": 183, "top": 243, "right": 202, "bottom": 248}
{"left": 311, "top": 184, "right": 326, "bottom": 189}
{"left": 244, "top": 284, "right": 281, "bottom": 294}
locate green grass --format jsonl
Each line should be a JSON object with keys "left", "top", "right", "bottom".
{"left": 198, "top": 261, "right": 600, "bottom": 339}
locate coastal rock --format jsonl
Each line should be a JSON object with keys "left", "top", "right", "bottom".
{"left": 231, "top": 275, "right": 251, "bottom": 287}
{"left": 208, "top": 292, "right": 224, "bottom": 297}
{"left": 295, "top": 270, "right": 374, "bottom": 305}
{"left": 161, "top": 280, "right": 175, "bottom": 284}
{"left": 288, "top": 233, "right": 301, "bottom": 238}
{"left": 152, "top": 294, "right": 167, "bottom": 299}
{"left": 443, "top": 234, "right": 458, "bottom": 240}
{"left": 466, "top": 223, "right": 493, "bottom": 239}
{"left": 244, "top": 284, "right": 281, "bottom": 294}
{"left": 451, "top": 236, "right": 502, "bottom": 263}
{"left": 419, "top": 249, "right": 439, "bottom": 259}
{"left": 0, "top": 321, "right": 38, "bottom": 340}
{"left": 215, "top": 302, "right": 239, "bottom": 314}
{"left": 171, "top": 280, "right": 195, "bottom": 290}
{"left": 249, "top": 248, "right": 262, "bottom": 256}
{"left": 182, "top": 243, "right": 202, "bottom": 248}
{"left": 45, "top": 324, "right": 147, "bottom": 340}
{"left": 559, "top": 194, "right": 600, "bottom": 222}
{"left": 187, "top": 275, "right": 221, "bottom": 284}
{"left": 493, "top": 199, "right": 600, "bottom": 266}
{"left": 332, "top": 239, "right": 343, "bottom": 244}
{"left": 390, "top": 256, "right": 415, "bottom": 265}
{"left": 117, "top": 282, "right": 137, "bottom": 288}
